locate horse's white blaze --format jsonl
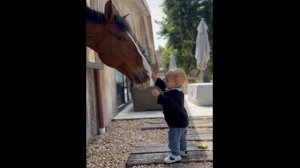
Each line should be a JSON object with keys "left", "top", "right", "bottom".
{"left": 127, "top": 33, "right": 154, "bottom": 86}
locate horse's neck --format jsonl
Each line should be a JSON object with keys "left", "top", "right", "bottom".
{"left": 86, "top": 21, "right": 104, "bottom": 50}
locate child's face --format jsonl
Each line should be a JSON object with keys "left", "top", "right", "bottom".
{"left": 165, "top": 77, "right": 177, "bottom": 89}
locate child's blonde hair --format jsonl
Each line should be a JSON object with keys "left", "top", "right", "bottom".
{"left": 166, "top": 68, "right": 187, "bottom": 88}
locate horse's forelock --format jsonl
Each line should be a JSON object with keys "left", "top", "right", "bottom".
{"left": 86, "top": 6, "right": 130, "bottom": 32}
{"left": 114, "top": 15, "right": 131, "bottom": 32}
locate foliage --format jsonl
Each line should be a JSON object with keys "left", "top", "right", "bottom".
{"left": 157, "top": 0, "right": 213, "bottom": 75}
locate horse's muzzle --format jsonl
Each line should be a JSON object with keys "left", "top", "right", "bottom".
{"left": 133, "top": 69, "right": 149, "bottom": 85}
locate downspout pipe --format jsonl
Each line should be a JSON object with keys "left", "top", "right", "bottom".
{"left": 94, "top": 69, "right": 105, "bottom": 134}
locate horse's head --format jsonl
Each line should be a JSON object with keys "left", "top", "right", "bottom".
{"left": 86, "top": 1, "right": 152, "bottom": 88}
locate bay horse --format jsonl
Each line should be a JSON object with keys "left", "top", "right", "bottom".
{"left": 86, "top": 0, "right": 152, "bottom": 88}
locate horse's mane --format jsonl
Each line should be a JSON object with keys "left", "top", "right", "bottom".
{"left": 86, "top": 6, "right": 130, "bottom": 32}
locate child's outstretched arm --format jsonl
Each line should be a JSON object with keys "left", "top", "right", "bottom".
{"left": 150, "top": 71, "right": 166, "bottom": 91}
{"left": 155, "top": 78, "right": 166, "bottom": 92}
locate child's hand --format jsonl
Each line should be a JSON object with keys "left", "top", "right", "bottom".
{"left": 151, "top": 89, "right": 160, "bottom": 97}
{"left": 151, "top": 71, "right": 157, "bottom": 81}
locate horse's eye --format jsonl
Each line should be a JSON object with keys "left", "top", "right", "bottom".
{"left": 118, "top": 36, "right": 126, "bottom": 41}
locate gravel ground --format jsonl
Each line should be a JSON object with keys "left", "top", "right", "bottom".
{"left": 86, "top": 119, "right": 213, "bottom": 168}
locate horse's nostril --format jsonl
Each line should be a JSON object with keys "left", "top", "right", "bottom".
{"left": 133, "top": 70, "right": 148, "bottom": 84}
{"left": 133, "top": 74, "right": 143, "bottom": 84}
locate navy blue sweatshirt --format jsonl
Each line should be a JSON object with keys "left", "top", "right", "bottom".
{"left": 155, "top": 78, "right": 189, "bottom": 128}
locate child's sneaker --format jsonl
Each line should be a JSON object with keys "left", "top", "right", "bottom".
{"left": 180, "top": 150, "right": 188, "bottom": 157}
{"left": 164, "top": 153, "right": 181, "bottom": 163}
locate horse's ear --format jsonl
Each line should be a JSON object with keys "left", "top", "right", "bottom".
{"left": 123, "top": 14, "right": 130, "bottom": 19}
{"left": 104, "top": 0, "right": 114, "bottom": 23}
